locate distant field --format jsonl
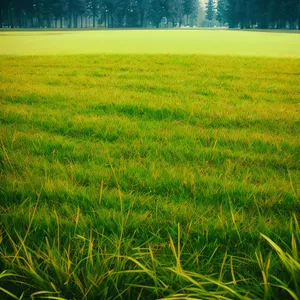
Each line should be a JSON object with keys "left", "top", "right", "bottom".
{"left": 0, "top": 53, "right": 299, "bottom": 299}
{"left": 0, "top": 29, "right": 300, "bottom": 56}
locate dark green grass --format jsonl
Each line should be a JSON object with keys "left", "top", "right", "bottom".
{"left": 0, "top": 55, "right": 299, "bottom": 299}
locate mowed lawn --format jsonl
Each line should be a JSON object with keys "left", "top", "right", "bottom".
{"left": 0, "top": 32, "right": 300, "bottom": 299}
{"left": 0, "top": 29, "right": 300, "bottom": 57}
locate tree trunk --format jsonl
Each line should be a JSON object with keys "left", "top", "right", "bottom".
{"left": 298, "top": 0, "right": 300, "bottom": 29}
{"left": 240, "top": 19, "right": 245, "bottom": 29}
{"left": 0, "top": 9, "right": 3, "bottom": 28}
{"left": 93, "top": 14, "right": 96, "bottom": 27}
{"left": 24, "top": 14, "right": 27, "bottom": 28}
{"left": 260, "top": 15, "right": 267, "bottom": 29}
{"left": 19, "top": 12, "right": 22, "bottom": 28}
{"left": 10, "top": 8, "right": 14, "bottom": 28}
{"left": 38, "top": 13, "right": 42, "bottom": 28}
{"left": 69, "top": 13, "right": 73, "bottom": 28}
{"left": 141, "top": 12, "right": 144, "bottom": 27}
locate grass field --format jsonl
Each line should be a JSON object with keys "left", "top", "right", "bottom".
{"left": 0, "top": 31, "right": 300, "bottom": 299}
{"left": 0, "top": 29, "right": 300, "bottom": 57}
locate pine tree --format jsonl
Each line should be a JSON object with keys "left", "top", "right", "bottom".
{"left": 42, "top": 0, "right": 54, "bottom": 28}
{"left": 217, "top": 0, "right": 228, "bottom": 25}
{"left": 0, "top": 0, "right": 9, "bottom": 27}
{"left": 167, "top": 0, "right": 183, "bottom": 27}
{"left": 89, "top": 0, "right": 99, "bottom": 27}
{"left": 183, "top": 0, "right": 196, "bottom": 25}
{"left": 148, "top": 0, "right": 164, "bottom": 27}
{"left": 52, "top": 0, "right": 65, "bottom": 28}
{"left": 136, "top": 0, "right": 150, "bottom": 27}
{"left": 206, "top": 0, "right": 215, "bottom": 21}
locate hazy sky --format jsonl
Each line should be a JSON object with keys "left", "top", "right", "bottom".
{"left": 200, "top": 0, "right": 208, "bottom": 9}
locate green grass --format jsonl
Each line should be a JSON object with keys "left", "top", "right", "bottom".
{"left": 0, "top": 53, "right": 300, "bottom": 299}
{"left": 0, "top": 29, "right": 300, "bottom": 56}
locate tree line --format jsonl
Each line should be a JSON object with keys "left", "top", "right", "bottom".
{"left": 0, "top": 0, "right": 199, "bottom": 28}
{"left": 0, "top": 0, "right": 299, "bottom": 29}
{"left": 213, "top": 0, "right": 300, "bottom": 29}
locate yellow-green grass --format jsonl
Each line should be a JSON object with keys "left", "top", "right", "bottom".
{"left": 0, "top": 29, "right": 300, "bottom": 57}
{"left": 0, "top": 54, "right": 299, "bottom": 299}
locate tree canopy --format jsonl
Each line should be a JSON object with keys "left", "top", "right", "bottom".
{"left": 215, "top": 0, "right": 300, "bottom": 29}
{"left": 0, "top": 0, "right": 199, "bottom": 28}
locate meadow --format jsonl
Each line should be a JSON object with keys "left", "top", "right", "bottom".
{"left": 0, "top": 31, "right": 300, "bottom": 299}
{"left": 0, "top": 29, "right": 300, "bottom": 57}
